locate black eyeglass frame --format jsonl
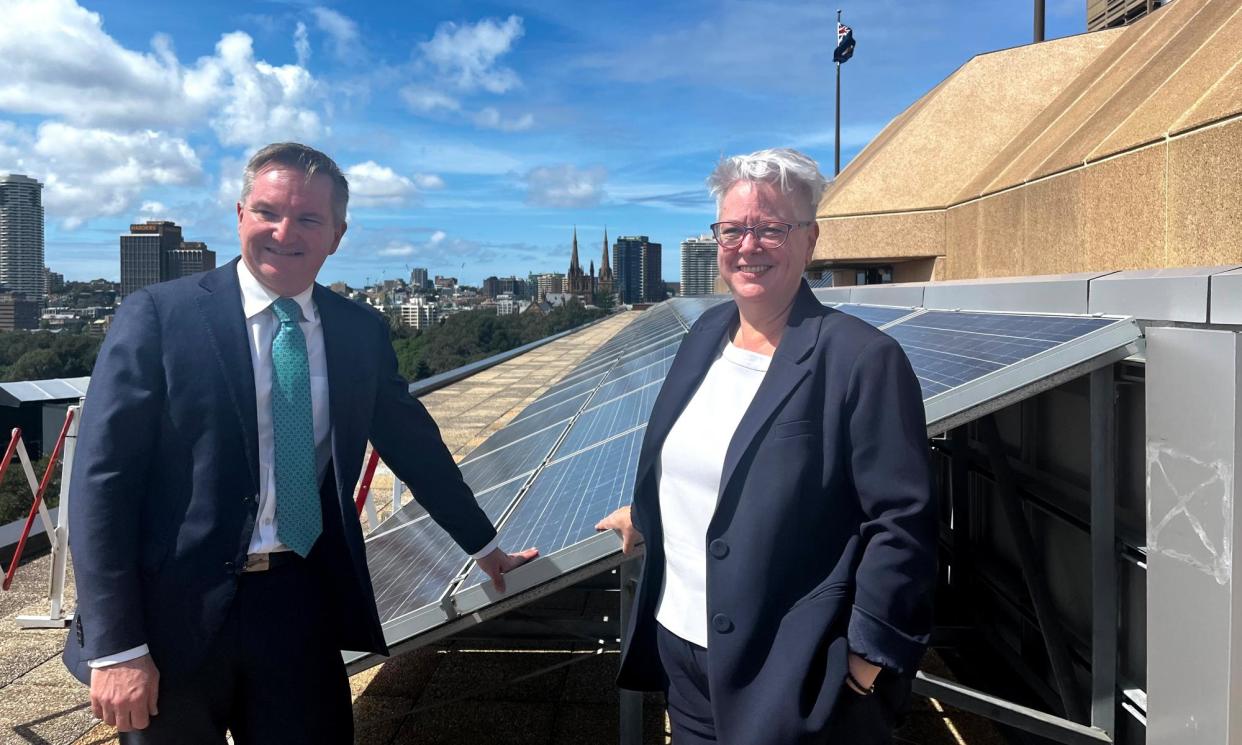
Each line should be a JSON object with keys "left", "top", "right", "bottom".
{"left": 709, "top": 220, "right": 815, "bottom": 250}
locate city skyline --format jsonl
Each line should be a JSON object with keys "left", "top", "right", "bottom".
{"left": 0, "top": 1, "right": 1086, "bottom": 286}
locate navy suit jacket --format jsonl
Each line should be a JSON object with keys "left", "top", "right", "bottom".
{"left": 64, "top": 259, "right": 496, "bottom": 684}
{"left": 617, "top": 282, "right": 936, "bottom": 744}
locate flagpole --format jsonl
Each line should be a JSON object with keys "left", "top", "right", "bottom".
{"left": 834, "top": 8, "right": 842, "bottom": 176}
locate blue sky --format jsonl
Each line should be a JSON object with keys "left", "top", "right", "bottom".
{"left": 0, "top": 0, "right": 1085, "bottom": 286}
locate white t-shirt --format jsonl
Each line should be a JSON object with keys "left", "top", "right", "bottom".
{"left": 655, "top": 340, "right": 771, "bottom": 647}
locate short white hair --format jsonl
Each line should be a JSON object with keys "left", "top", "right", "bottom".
{"left": 706, "top": 148, "right": 829, "bottom": 220}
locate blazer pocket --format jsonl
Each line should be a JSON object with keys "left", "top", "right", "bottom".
{"left": 771, "top": 418, "right": 816, "bottom": 440}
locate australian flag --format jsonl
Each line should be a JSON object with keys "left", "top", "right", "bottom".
{"left": 834, "top": 22, "right": 856, "bottom": 64}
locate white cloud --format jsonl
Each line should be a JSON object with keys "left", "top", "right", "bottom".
{"left": 139, "top": 201, "right": 168, "bottom": 215}
{"left": 473, "top": 107, "right": 534, "bottom": 132}
{"left": 0, "top": 0, "right": 324, "bottom": 148}
{"left": 216, "top": 157, "right": 246, "bottom": 207}
{"left": 0, "top": 122, "right": 203, "bottom": 228}
{"left": 419, "top": 16, "right": 524, "bottom": 93}
{"left": 373, "top": 232, "right": 501, "bottom": 265}
{"left": 401, "top": 86, "right": 460, "bottom": 113}
{"left": 200, "top": 32, "right": 324, "bottom": 148}
{"left": 345, "top": 161, "right": 425, "bottom": 207}
{"left": 294, "top": 22, "right": 311, "bottom": 67}
{"left": 414, "top": 174, "right": 445, "bottom": 190}
{"left": 311, "top": 7, "right": 362, "bottom": 62}
{"left": 378, "top": 241, "right": 415, "bottom": 257}
{"left": 523, "top": 164, "right": 607, "bottom": 209}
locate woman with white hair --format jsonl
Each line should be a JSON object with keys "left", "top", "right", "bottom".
{"left": 597, "top": 148, "right": 936, "bottom": 744}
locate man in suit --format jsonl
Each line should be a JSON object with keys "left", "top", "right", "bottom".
{"left": 64, "top": 142, "right": 537, "bottom": 743}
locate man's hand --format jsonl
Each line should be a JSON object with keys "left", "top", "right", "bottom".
{"left": 595, "top": 506, "right": 644, "bottom": 555}
{"left": 846, "top": 652, "right": 882, "bottom": 694}
{"left": 476, "top": 547, "right": 539, "bottom": 593}
{"left": 90, "top": 654, "right": 159, "bottom": 732}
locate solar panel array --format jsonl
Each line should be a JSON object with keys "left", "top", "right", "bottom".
{"left": 356, "top": 293, "right": 1140, "bottom": 660}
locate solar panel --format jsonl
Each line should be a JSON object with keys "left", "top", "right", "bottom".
{"left": 354, "top": 294, "right": 1140, "bottom": 672}
{"left": 590, "top": 350, "right": 676, "bottom": 405}
{"left": 367, "top": 474, "right": 527, "bottom": 623}
{"left": 833, "top": 304, "right": 917, "bottom": 328}
{"left": 881, "top": 310, "right": 1139, "bottom": 432}
{"left": 556, "top": 383, "right": 660, "bottom": 456}
{"left": 510, "top": 372, "right": 609, "bottom": 424}
{"left": 455, "top": 426, "right": 648, "bottom": 600}
{"left": 456, "top": 423, "right": 566, "bottom": 494}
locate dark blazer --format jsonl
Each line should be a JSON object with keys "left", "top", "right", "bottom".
{"left": 617, "top": 281, "right": 936, "bottom": 744}
{"left": 64, "top": 259, "right": 496, "bottom": 684}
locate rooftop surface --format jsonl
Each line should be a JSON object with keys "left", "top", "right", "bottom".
{"left": 1, "top": 309, "right": 1002, "bottom": 744}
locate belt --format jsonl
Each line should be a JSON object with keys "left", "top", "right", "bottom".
{"left": 240, "top": 552, "right": 302, "bottom": 573}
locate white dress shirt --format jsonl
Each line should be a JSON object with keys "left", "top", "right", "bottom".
{"left": 655, "top": 340, "right": 770, "bottom": 648}
{"left": 238, "top": 260, "right": 333, "bottom": 555}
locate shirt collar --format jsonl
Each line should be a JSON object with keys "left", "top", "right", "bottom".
{"left": 236, "top": 259, "right": 317, "bottom": 322}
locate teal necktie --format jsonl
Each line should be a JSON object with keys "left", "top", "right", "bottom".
{"left": 270, "top": 297, "right": 321, "bottom": 557}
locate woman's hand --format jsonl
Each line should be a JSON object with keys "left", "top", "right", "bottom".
{"left": 846, "top": 653, "right": 882, "bottom": 694}
{"left": 595, "top": 506, "right": 644, "bottom": 555}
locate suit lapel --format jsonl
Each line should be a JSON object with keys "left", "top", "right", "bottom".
{"left": 714, "top": 282, "right": 824, "bottom": 512}
{"left": 635, "top": 305, "right": 735, "bottom": 490}
{"left": 195, "top": 260, "right": 260, "bottom": 493}
{"left": 314, "top": 285, "right": 354, "bottom": 505}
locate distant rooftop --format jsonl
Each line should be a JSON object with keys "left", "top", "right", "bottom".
{"left": 0, "top": 377, "right": 89, "bottom": 408}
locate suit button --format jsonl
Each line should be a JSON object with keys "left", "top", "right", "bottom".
{"left": 709, "top": 539, "right": 729, "bottom": 559}
{"left": 223, "top": 561, "right": 235, "bottom": 573}
{"left": 711, "top": 613, "right": 733, "bottom": 633}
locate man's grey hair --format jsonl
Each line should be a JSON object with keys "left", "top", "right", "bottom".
{"left": 240, "top": 142, "right": 349, "bottom": 226}
{"left": 706, "top": 148, "right": 829, "bottom": 220}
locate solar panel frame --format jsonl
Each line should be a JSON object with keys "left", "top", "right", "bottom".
{"left": 832, "top": 303, "right": 922, "bottom": 328}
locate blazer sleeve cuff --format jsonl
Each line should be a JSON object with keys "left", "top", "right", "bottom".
{"left": 469, "top": 534, "right": 502, "bottom": 561}
{"left": 847, "top": 605, "right": 928, "bottom": 675}
{"left": 88, "top": 644, "right": 150, "bottom": 668}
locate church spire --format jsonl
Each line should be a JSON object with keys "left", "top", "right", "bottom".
{"left": 601, "top": 227, "right": 611, "bottom": 272}
{"left": 569, "top": 225, "right": 581, "bottom": 273}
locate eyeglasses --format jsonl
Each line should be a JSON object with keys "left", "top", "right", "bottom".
{"left": 710, "top": 221, "right": 814, "bottom": 250}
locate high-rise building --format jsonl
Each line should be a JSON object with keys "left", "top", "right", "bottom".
{"left": 613, "top": 235, "right": 664, "bottom": 304}
{"left": 45, "top": 267, "right": 65, "bottom": 295}
{"left": 399, "top": 296, "right": 440, "bottom": 329}
{"left": 121, "top": 221, "right": 181, "bottom": 297}
{"left": 533, "top": 273, "right": 564, "bottom": 302}
{"left": 120, "top": 220, "right": 210, "bottom": 297}
{"left": 1087, "top": 0, "right": 1161, "bottom": 31}
{"left": 680, "top": 234, "right": 718, "bottom": 297}
{"left": 481, "top": 276, "right": 500, "bottom": 299}
{"left": 166, "top": 241, "right": 217, "bottom": 279}
{"left": 0, "top": 292, "right": 39, "bottom": 331}
{"left": 410, "top": 266, "right": 429, "bottom": 289}
{"left": 0, "top": 175, "right": 46, "bottom": 305}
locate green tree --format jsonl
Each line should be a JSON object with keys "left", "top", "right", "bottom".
{"left": 0, "top": 452, "right": 60, "bottom": 524}
{"left": 7, "top": 349, "right": 63, "bottom": 381}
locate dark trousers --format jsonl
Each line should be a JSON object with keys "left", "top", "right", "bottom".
{"left": 656, "top": 624, "right": 717, "bottom": 744}
{"left": 121, "top": 558, "right": 352, "bottom": 745}
{"left": 655, "top": 623, "right": 907, "bottom": 745}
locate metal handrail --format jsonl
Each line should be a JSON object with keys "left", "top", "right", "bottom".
{"left": 355, "top": 449, "right": 381, "bottom": 516}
